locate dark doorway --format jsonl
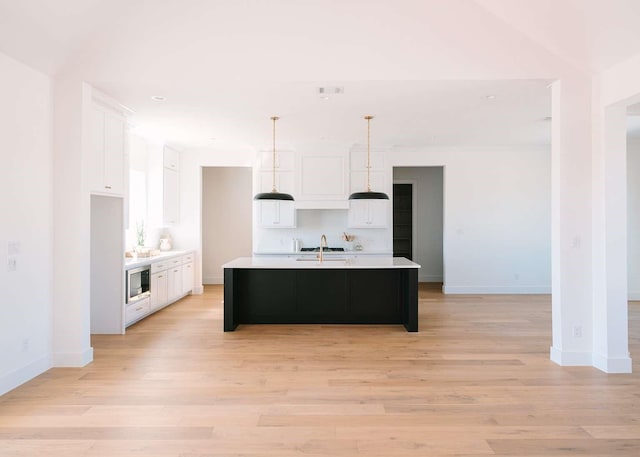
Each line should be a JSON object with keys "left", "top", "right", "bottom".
{"left": 393, "top": 183, "right": 413, "bottom": 260}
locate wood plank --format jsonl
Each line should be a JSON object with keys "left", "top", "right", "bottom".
{"left": 0, "top": 285, "right": 638, "bottom": 456}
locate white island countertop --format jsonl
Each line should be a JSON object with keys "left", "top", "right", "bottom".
{"left": 223, "top": 256, "right": 420, "bottom": 269}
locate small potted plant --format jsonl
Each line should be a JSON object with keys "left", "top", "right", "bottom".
{"left": 342, "top": 232, "right": 355, "bottom": 251}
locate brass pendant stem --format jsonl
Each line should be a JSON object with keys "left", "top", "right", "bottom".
{"left": 365, "top": 115, "right": 373, "bottom": 192}
{"left": 271, "top": 116, "right": 279, "bottom": 193}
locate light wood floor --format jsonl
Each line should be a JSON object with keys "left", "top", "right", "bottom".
{"left": 1, "top": 284, "right": 640, "bottom": 456}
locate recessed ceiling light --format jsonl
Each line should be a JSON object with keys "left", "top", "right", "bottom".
{"left": 485, "top": 94, "right": 496, "bottom": 100}
{"left": 151, "top": 95, "right": 166, "bottom": 102}
{"left": 209, "top": 137, "right": 216, "bottom": 141}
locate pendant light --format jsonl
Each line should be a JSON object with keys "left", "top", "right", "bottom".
{"left": 254, "top": 116, "right": 294, "bottom": 201}
{"left": 348, "top": 115, "right": 389, "bottom": 200}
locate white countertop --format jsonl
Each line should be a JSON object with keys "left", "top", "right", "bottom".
{"left": 223, "top": 256, "right": 420, "bottom": 269}
{"left": 253, "top": 250, "right": 393, "bottom": 256}
{"left": 125, "top": 250, "right": 191, "bottom": 270}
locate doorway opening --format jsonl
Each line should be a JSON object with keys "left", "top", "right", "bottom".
{"left": 201, "top": 167, "right": 253, "bottom": 284}
{"left": 393, "top": 167, "right": 444, "bottom": 285}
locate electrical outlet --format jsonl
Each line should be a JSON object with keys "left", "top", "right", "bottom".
{"left": 7, "top": 241, "right": 20, "bottom": 256}
{"left": 22, "top": 338, "right": 29, "bottom": 352}
{"left": 7, "top": 256, "right": 17, "bottom": 272}
{"left": 573, "top": 325, "right": 582, "bottom": 338}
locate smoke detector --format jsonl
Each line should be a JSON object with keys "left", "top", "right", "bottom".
{"left": 318, "top": 86, "right": 344, "bottom": 99}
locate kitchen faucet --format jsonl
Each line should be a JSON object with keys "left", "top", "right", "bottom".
{"left": 319, "top": 234, "right": 327, "bottom": 262}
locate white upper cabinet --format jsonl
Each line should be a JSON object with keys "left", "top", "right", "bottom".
{"left": 347, "top": 148, "right": 389, "bottom": 228}
{"left": 163, "top": 167, "right": 179, "bottom": 225}
{"left": 148, "top": 145, "right": 180, "bottom": 226}
{"left": 87, "top": 105, "right": 127, "bottom": 196}
{"left": 350, "top": 148, "right": 384, "bottom": 171}
{"left": 259, "top": 150, "right": 294, "bottom": 171}
{"left": 257, "top": 170, "right": 295, "bottom": 195}
{"left": 254, "top": 200, "right": 296, "bottom": 228}
{"left": 348, "top": 199, "right": 389, "bottom": 228}
{"left": 296, "top": 153, "right": 349, "bottom": 209}
{"left": 349, "top": 170, "right": 386, "bottom": 195}
{"left": 163, "top": 146, "right": 179, "bottom": 171}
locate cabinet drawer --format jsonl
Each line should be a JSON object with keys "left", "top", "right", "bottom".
{"left": 126, "top": 298, "right": 150, "bottom": 325}
{"left": 151, "top": 261, "right": 169, "bottom": 273}
{"left": 182, "top": 253, "right": 194, "bottom": 263}
{"left": 168, "top": 256, "right": 183, "bottom": 267}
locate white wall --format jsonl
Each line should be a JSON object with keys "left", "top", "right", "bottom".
{"left": 628, "top": 138, "right": 640, "bottom": 299}
{"left": 202, "top": 167, "right": 252, "bottom": 284}
{"left": 392, "top": 147, "right": 551, "bottom": 293}
{"left": 0, "top": 52, "right": 53, "bottom": 395}
{"left": 393, "top": 167, "right": 444, "bottom": 282}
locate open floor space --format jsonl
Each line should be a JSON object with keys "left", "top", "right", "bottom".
{"left": 1, "top": 285, "right": 639, "bottom": 456}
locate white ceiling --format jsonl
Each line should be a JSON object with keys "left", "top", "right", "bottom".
{"left": 1, "top": 0, "right": 639, "bottom": 150}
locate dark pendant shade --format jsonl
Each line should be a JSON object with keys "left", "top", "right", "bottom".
{"left": 348, "top": 191, "right": 389, "bottom": 200}
{"left": 254, "top": 191, "right": 294, "bottom": 201}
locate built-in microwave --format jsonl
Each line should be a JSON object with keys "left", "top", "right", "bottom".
{"left": 126, "top": 265, "right": 150, "bottom": 303}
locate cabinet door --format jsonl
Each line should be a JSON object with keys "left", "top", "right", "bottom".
{"left": 167, "top": 266, "right": 183, "bottom": 302}
{"left": 182, "top": 262, "right": 194, "bottom": 295}
{"left": 367, "top": 199, "right": 389, "bottom": 227}
{"left": 348, "top": 200, "right": 388, "bottom": 228}
{"left": 299, "top": 155, "right": 348, "bottom": 201}
{"left": 255, "top": 200, "right": 296, "bottom": 228}
{"left": 350, "top": 149, "right": 384, "bottom": 171}
{"left": 259, "top": 150, "right": 294, "bottom": 171}
{"left": 258, "top": 171, "right": 295, "bottom": 194}
{"left": 150, "top": 271, "right": 168, "bottom": 311}
{"left": 350, "top": 171, "right": 386, "bottom": 195}
{"left": 163, "top": 147, "right": 179, "bottom": 171}
{"left": 88, "top": 106, "right": 125, "bottom": 196}
{"left": 163, "top": 168, "right": 179, "bottom": 225}
{"left": 87, "top": 107, "right": 105, "bottom": 193}
{"left": 103, "top": 113, "right": 126, "bottom": 195}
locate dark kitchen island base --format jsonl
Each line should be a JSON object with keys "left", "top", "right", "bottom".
{"left": 223, "top": 267, "right": 418, "bottom": 332}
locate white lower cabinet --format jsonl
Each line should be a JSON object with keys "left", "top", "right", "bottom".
{"left": 150, "top": 271, "right": 168, "bottom": 312}
{"left": 167, "top": 264, "right": 183, "bottom": 302}
{"left": 182, "top": 261, "right": 194, "bottom": 295}
{"left": 126, "top": 252, "right": 194, "bottom": 328}
{"left": 125, "top": 297, "right": 150, "bottom": 326}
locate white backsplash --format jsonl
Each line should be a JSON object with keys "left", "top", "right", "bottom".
{"left": 253, "top": 209, "right": 391, "bottom": 253}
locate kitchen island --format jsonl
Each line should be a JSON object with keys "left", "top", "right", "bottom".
{"left": 222, "top": 256, "right": 420, "bottom": 332}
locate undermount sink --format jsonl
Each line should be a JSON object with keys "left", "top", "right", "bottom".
{"left": 296, "top": 257, "right": 347, "bottom": 262}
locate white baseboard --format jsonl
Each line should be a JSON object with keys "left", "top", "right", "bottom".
{"left": 52, "top": 347, "right": 93, "bottom": 367}
{"left": 203, "top": 276, "right": 223, "bottom": 285}
{"left": 628, "top": 291, "right": 640, "bottom": 301}
{"left": 193, "top": 285, "right": 204, "bottom": 294}
{"left": 551, "top": 346, "right": 633, "bottom": 373}
{"left": 419, "top": 274, "right": 443, "bottom": 283}
{"left": 593, "top": 352, "right": 633, "bottom": 373}
{"left": 443, "top": 285, "right": 551, "bottom": 294}
{"left": 549, "top": 346, "right": 593, "bottom": 366}
{"left": 0, "top": 355, "right": 52, "bottom": 396}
